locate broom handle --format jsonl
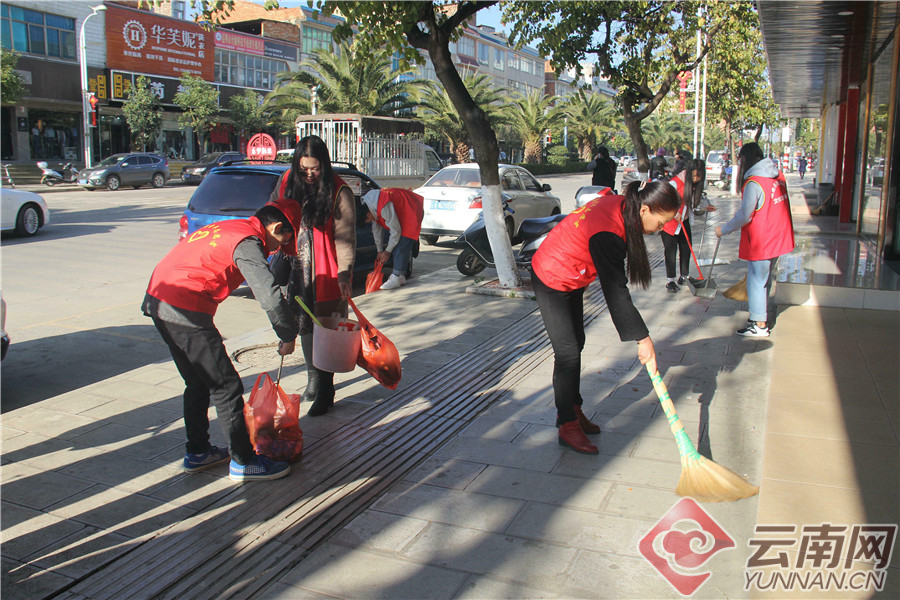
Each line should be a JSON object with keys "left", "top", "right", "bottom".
{"left": 276, "top": 354, "right": 284, "bottom": 387}
{"left": 704, "top": 236, "right": 722, "bottom": 281}
{"left": 293, "top": 295, "right": 324, "bottom": 328}
{"left": 683, "top": 228, "right": 705, "bottom": 280}
{"left": 646, "top": 364, "right": 703, "bottom": 461}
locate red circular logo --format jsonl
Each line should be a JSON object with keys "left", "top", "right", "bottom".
{"left": 247, "top": 133, "right": 276, "bottom": 164}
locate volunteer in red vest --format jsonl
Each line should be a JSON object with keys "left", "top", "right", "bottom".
{"left": 142, "top": 204, "right": 300, "bottom": 482}
{"left": 531, "top": 180, "right": 679, "bottom": 455}
{"left": 661, "top": 159, "right": 715, "bottom": 292}
{"left": 716, "top": 142, "right": 795, "bottom": 338}
{"left": 361, "top": 187, "right": 425, "bottom": 290}
{"left": 269, "top": 135, "right": 356, "bottom": 417}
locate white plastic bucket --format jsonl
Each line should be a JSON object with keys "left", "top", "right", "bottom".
{"left": 312, "top": 317, "right": 361, "bottom": 373}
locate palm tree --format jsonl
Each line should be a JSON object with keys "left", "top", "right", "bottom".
{"left": 643, "top": 111, "right": 692, "bottom": 154}
{"left": 263, "top": 41, "right": 428, "bottom": 125}
{"left": 418, "top": 72, "right": 513, "bottom": 163}
{"left": 564, "top": 90, "right": 620, "bottom": 161}
{"left": 509, "top": 90, "right": 564, "bottom": 164}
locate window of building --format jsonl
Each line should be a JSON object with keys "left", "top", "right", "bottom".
{"left": 215, "top": 48, "right": 287, "bottom": 90}
{"left": 1, "top": 5, "right": 75, "bottom": 60}
{"left": 172, "top": 1, "right": 186, "bottom": 20}
{"left": 458, "top": 35, "right": 475, "bottom": 57}
{"left": 302, "top": 25, "right": 331, "bottom": 54}
{"left": 494, "top": 47, "right": 505, "bottom": 71}
{"left": 478, "top": 42, "right": 489, "bottom": 65}
{"left": 508, "top": 53, "right": 520, "bottom": 71}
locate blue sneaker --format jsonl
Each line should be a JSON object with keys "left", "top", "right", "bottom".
{"left": 229, "top": 455, "right": 291, "bottom": 482}
{"left": 183, "top": 445, "right": 230, "bottom": 473}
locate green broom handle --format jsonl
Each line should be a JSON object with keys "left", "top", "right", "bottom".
{"left": 646, "top": 364, "right": 703, "bottom": 461}
{"left": 294, "top": 295, "right": 324, "bottom": 328}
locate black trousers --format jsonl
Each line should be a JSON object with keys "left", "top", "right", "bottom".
{"left": 152, "top": 317, "right": 254, "bottom": 464}
{"left": 532, "top": 270, "right": 586, "bottom": 425}
{"left": 661, "top": 219, "right": 692, "bottom": 279}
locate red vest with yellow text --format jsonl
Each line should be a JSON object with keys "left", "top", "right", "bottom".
{"left": 532, "top": 195, "right": 626, "bottom": 292}
{"left": 376, "top": 188, "right": 424, "bottom": 240}
{"left": 271, "top": 171, "right": 349, "bottom": 302}
{"left": 147, "top": 217, "right": 267, "bottom": 315}
{"left": 662, "top": 173, "right": 687, "bottom": 236}
{"left": 739, "top": 173, "right": 795, "bottom": 261}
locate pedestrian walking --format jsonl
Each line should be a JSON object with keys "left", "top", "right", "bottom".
{"left": 269, "top": 135, "right": 357, "bottom": 417}
{"left": 798, "top": 155, "right": 808, "bottom": 180}
{"left": 649, "top": 148, "right": 669, "bottom": 180}
{"left": 661, "top": 159, "right": 715, "bottom": 292}
{"left": 142, "top": 204, "right": 301, "bottom": 482}
{"left": 531, "top": 181, "right": 680, "bottom": 454}
{"left": 591, "top": 145, "right": 617, "bottom": 190}
{"left": 716, "top": 142, "right": 795, "bottom": 337}
{"left": 361, "top": 188, "right": 425, "bottom": 290}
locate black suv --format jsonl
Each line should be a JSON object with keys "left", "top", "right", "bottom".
{"left": 178, "top": 162, "right": 414, "bottom": 278}
{"left": 180, "top": 152, "right": 246, "bottom": 184}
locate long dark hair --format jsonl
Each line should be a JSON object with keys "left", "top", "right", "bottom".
{"left": 285, "top": 135, "right": 335, "bottom": 229}
{"left": 686, "top": 159, "right": 706, "bottom": 209}
{"left": 736, "top": 142, "right": 765, "bottom": 188}
{"left": 621, "top": 180, "right": 680, "bottom": 289}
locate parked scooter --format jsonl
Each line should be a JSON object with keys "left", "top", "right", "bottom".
{"left": 714, "top": 159, "right": 733, "bottom": 190}
{"left": 38, "top": 161, "right": 79, "bottom": 186}
{"left": 454, "top": 204, "right": 565, "bottom": 276}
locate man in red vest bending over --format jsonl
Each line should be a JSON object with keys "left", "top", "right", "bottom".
{"left": 362, "top": 188, "right": 425, "bottom": 290}
{"left": 142, "top": 204, "right": 300, "bottom": 482}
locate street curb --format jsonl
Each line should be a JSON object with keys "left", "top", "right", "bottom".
{"left": 466, "top": 276, "right": 536, "bottom": 300}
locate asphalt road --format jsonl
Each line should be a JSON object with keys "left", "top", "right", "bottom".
{"left": 0, "top": 171, "right": 593, "bottom": 412}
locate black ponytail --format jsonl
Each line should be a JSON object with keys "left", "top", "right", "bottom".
{"left": 621, "top": 180, "right": 680, "bottom": 289}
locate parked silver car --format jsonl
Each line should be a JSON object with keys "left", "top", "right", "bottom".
{"left": 77, "top": 153, "right": 170, "bottom": 191}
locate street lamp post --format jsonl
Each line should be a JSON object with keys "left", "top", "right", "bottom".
{"left": 79, "top": 4, "right": 106, "bottom": 169}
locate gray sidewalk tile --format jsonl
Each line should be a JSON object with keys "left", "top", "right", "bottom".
{"left": 602, "top": 482, "right": 688, "bottom": 520}
{"left": 57, "top": 452, "right": 186, "bottom": 495}
{"left": 464, "top": 465, "right": 614, "bottom": 510}
{"left": 2, "top": 502, "right": 87, "bottom": 561}
{"left": 553, "top": 452, "right": 682, "bottom": 491}
{"left": 77, "top": 398, "right": 182, "bottom": 432}
{"left": 1, "top": 408, "right": 105, "bottom": 441}
{"left": 0, "top": 432, "right": 103, "bottom": 471}
{"left": 403, "top": 457, "right": 488, "bottom": 490}
{"left": 757, "top": 479, "right": 899, "bottom": 528}
{"left": 2, "top": 556, "right": 74, "bottom": 600}
{"left": 329, "top": 509, "right": 430, "bottom": 552}
{"left": 68, "top": 422, "right": 184, "bottom": 459}
{"left": 398, "top": 521, "right": 577, "bottom": 588}
{"left": 275, "top": 541, "right": 469, "bottom": 600}
{"left": 24, "top": 526, "right": 132, "bottom": 580}
{"left": 765, "top": 398, "right": 898, "bottom": 444}
{"left": 2, "top": 462, "right": 96, "bottom": 511}
{"left": 39, "top": 392, "right": 117, "bottom": 416}
{"left": 457, "top": 417, "right": 528, "bottom": 442}
{"left": 506, "top": 501, "right": 650, "bottom": 557}
{"left": 372, "top": 480, "right": 526, "bottom": 532}
{"left": 148, "top": 470, "right": 238, "bottom": 510}
{"left": 435, "top": 436, "right": 565, "bottom": 472}
{"left": 455, "top": 574, "right": 564, "bottom": 599}
{"left": 44, "top": 485, "right": 195, "bottom": 538}
{"left": 563, "top": 550, "right": 678, "bottom": 599}
{"left": 259, "top": 581, "right": 337, "bottom": 599}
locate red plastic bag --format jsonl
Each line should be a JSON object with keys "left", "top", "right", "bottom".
{"left": 348, "top": 298, "right": 401, "bottom": 389}
{"left": 243, "top": 372, "right": 303, "bottom": 462}
{"left": 365, "top": 260, "right": 384, "bottom": 294}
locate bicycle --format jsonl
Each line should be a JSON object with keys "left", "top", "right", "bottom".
{"left": 1, "top": 164, "right": 14, "bottom": 188}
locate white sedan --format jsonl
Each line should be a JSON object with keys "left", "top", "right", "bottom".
{"left": 1, "top": 188, "right": 50, "bottom": 237}
{"left": 415, "top": 164, "right": 561, "bottom": 244}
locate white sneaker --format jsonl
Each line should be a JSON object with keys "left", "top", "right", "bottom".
{"left": 381, "top": 274, "right": 406, "bottom": 290}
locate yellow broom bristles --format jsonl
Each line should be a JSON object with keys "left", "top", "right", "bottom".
{"left": 724, "top": 275, "right": 748, "bottom": 301}
{"left": 678, "top": 454, "right": 759, "bottom": 503}
{"left": 648, "top": 365, "right": 759, "bottom": 503}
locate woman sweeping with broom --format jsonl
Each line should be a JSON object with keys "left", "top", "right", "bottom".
{"left": 716, "top": 142, "right": 795, "bottom": 338}
{"left": 661, "top": 159, "right": 715, "bottom": 293}
{"left": 531, "top": 180, "right": 679, "bottom": 455}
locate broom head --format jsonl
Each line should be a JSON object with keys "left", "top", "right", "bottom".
{"left": 677, "top": 454, "right": 759, "bottom": 503}
{"left": 723, "top": 275, "right": 748, "bottom": 301}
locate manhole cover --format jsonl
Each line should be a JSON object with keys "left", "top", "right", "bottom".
{"left": 231, "top": 343, "right": 306, "bottom": 369}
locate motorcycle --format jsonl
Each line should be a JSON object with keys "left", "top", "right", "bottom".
{"left": 453, "top": 204, "right": 565, "bottom": 276}
{"left": 714, "top": 160, "right": 733, "bottom": 190}
{"left": 38, "top": 161, "right": 79, "bottom": 186}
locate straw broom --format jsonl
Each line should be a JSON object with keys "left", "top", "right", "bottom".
{"left": 646, "top": 365, "right": 759, "bottom": 502}
{"left": 724, "top": 275, "right": 749, "bottom": 301}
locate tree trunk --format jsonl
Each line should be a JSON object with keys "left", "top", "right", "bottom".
{"left": 580, "top": 139, "right": 594, "bottom": 162}
{"left": 524, "top": 140, "right": 542, "bottom": 164}
{"left": 624, "top": 108, "right": 650, "bottom": 180}
{"left": 423, "top": 28, "right": 520, "bottom": 287}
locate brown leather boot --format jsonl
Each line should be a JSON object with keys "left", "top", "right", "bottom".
{"left": 558, "top": 420, "right": 599, "bottom": 455}
{"left": 574, "top": 405, "right": 601, "bottom": 435}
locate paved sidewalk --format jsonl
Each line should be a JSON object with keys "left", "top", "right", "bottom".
{"left": 2, "top": 178, "right": 898, "bottom": 599}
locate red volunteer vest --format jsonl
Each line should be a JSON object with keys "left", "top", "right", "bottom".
{"left": 739, "top": 173, "right": 795, "bottom": 261}
{"left": 532, "top": 195, "right": 627, "bottom": 292}
{"left": 376, "top": 188, "right": 424, "bottom": 240}
{"left": 147, "top": 217, "right": 267, "bottom": 315}
{"left": 273, "top": 171, "right": 350, "bottom": 302}
{"left": 662, "top": 173, "right": 687, "bottom": 236}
